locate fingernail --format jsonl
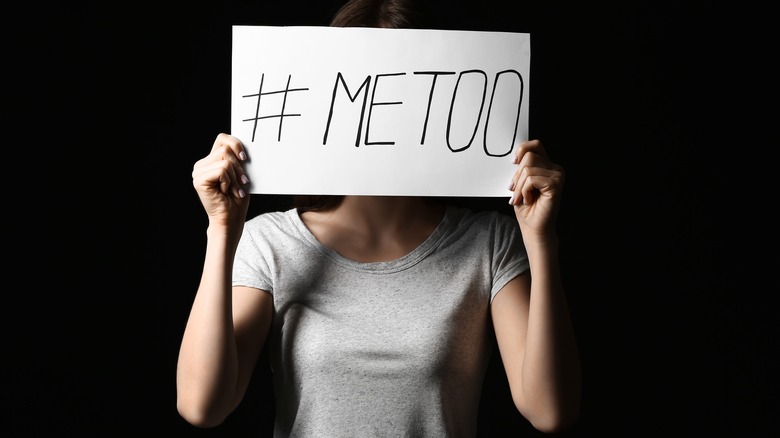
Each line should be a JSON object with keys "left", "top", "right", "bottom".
{"left": 508, "top": 195, "right": 515, "bottom": 205}
{"left": 241, "top": 174, "right": 249, "bottom": 185}
{"left": 238, "top": 188, "right": 246, "bottom": 198}
{"left": 507, "top": 181, "right": 514, "bottom": 191}
{"left": 239, "top": 151, "right": 248, "bottom": 161}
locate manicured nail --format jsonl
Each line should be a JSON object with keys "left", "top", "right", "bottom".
{"left": 508, "top": 181, "right": 514, "bottom": 191}
{"left": 239, "top": 151, "right": 248, "bottom": 161}
{"left": 241, "top": 174, "right": 249, "bottom": 185}
{"left": 238, "top": 188, "right": 246, "bottom": 198}
{"left": 508, "top": 195, "right": 515, "bottom": 205}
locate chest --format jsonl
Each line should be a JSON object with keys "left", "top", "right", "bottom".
{"left": 271, "top": 266, "right": 493, "bottom": 380}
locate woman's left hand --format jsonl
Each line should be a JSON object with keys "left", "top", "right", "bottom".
{"left": 507, "top": 139, "right": 565, "bottom": 240}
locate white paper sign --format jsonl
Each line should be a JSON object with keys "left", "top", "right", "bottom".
{"left": 231, "top": 25, "right": 530, "bottom": 196}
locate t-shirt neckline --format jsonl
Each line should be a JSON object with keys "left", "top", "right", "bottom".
{"left": 287, "top": 205, "right": 456, "bottom": 273}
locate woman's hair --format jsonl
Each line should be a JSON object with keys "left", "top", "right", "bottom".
{"left": 292, "top": 0, "right": 429, "bottom": 213}
{"left": 329, "top": 0, "right": 430, "bottom": 29}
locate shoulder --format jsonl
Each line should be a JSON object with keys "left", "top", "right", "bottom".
{"left": 236, "top": 208, "right": 309, "bottom": 260}
{"left": 245, "top": 208, "right": 296, "bottom": 230}
{"left": 447, "top": 205, "right": 517, "bottom": 233}
{"left": 239, "top": 209, "right": 304, "bottom": 248}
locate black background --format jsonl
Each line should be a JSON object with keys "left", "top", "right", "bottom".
{"left": 31, "top": 0, "right": 777, "bottom": 436}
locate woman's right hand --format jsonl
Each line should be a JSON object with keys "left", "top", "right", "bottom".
{"left": 192, "top": 133, "right": 251, "bottom": 228}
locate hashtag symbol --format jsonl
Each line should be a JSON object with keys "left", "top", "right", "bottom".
{"left": 242, "top": 74, "right": 309, "bottom": 142}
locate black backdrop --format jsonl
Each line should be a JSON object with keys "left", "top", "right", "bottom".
{"left": 32, "top": 0, "right": 777, "bottom": 436}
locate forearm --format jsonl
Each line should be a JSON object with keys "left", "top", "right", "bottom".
{"left": 520, "top": 236, "right": 581, "bottom": 428}
{"left": 176, "top": 225, "right": 243, "bottom": 427}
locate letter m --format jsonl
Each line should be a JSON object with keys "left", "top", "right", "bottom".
{"left": 323, "top": 73, "right": 372, "bottom": 147}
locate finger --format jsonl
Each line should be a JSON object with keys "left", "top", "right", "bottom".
{"left": 508, "top": 159, "right": 548, "bottom": 193}
{"left": 192, "top": 160, "right": 232, "bottom": 193}
{"left": 520, "top": 174, "right": 540, "bottom": 205}
{"left": 508, "top": 143, "right": 546, "bottom": 197}
{"left": 511, "top": 139, "right": 546, "bottom": 164}
{"left": 210, "top": 144, "right": 249, "bottom": 194}
{"left": 508, "top": 164, "right": 525, "bottom": 205}
{"left": 510, "top": 174, "right": 543, "bottom": 206}
{"left": 193, "top": 159, "right": 244, "bottom": 198}
{"left": 212, "top": 133, "right": 250, "bottom": 184}
{"left": 509, "top": 151, "right": 562, "bottom": 190}
{"left": 507, "top": 158, "right": 527, "bottom": 205}
{"left": 517, "top": 149, "right": 558, "bottom": 173}
{"left": 194, "top": 143, "right": 240, "bottom": 174}
{"left": 215, "top": 158, "right": 245, "bottom": 198}
{"left": 212, "top": 133, "right": 247, "bottom": 161}
{"left": 508, "top": 165, "right": 524, "bottom": 200}
{"left": 526, "top": 168, "right": 565, "bottom": 199}
{"left": 509, "top": 165, "right": 563, "bottom": 205}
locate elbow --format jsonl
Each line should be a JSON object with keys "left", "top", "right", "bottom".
{"left": 513, "top": 392, "right": 581, "bottom": 434}
{"left": 527, "top": 406, "right": 580, "bottom": 434}
{"left": 176, "top": 396, "right": 227, "bottom": 429}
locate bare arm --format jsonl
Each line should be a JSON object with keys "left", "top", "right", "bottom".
{"left": 491, "top": 140, "right": 581, "bottom": 433}
{"left": 176, "top": 134, "right": 273, "bottom": 427}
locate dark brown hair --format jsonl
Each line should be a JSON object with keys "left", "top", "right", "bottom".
{"left": 292, "top": 0, "right": 429, "bottom": 213}
{"left": 329, "top": 0, "right": 430, "bottom": 29}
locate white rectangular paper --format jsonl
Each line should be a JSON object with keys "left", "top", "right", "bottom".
{"left": 231, "top": 25, "right": 530, "bottom": 196}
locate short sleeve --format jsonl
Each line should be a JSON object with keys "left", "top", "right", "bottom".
{"left": 232, "top": 216, "right": 275, "bottom": 293}
{"left": 490, "top": 213, "right": 529, "bottom": 301}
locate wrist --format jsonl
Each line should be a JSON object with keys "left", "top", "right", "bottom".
{"left": 206, "top": 222, "right": 244, "bottom": 245}
{"left": 522, "top": 231, "right": 559, "bottom": 256}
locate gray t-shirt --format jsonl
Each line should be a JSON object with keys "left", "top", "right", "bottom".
{"left": 233, "top": 205, "right": 529, "bottom": 437}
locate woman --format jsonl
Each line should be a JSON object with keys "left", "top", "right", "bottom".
{"left": 177, "top": 0, "right": 581, "bottom": 436}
